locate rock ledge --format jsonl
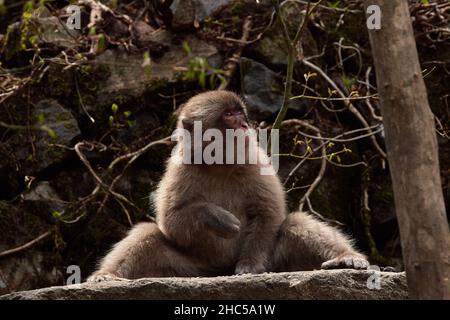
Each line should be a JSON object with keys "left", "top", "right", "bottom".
{"left": 0, "top": 270, "right": 407, "bottom": 300}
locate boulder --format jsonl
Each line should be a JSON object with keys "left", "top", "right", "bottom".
{"left": 95, "top": 35, "right": 220, "bottom": 104}
{"left": 240, "top": 57, "right": 305, "bottom": 120}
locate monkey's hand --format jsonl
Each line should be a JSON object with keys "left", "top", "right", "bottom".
{"left": 234, "top": 260, "right": 267, "bottom": 275}
{"left": 203, "top": 207, "right": 241, "bottom": 239}
{"left": 321, "top": 253, "right": 369, "bottom": 270}
{"left": 86, "top": 272, "right": 130, "bottom": 283}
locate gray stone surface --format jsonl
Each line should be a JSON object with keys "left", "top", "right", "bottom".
{"left": 0, "top": 270, "right": 408, "bottom": 300}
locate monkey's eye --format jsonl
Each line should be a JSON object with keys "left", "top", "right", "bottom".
{"left": 224, "top": 111, "right": 233, "bottom": 117}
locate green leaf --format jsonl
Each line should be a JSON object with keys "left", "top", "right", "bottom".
{"left": 111, "top": 103, "right": 119, "bottom": 113}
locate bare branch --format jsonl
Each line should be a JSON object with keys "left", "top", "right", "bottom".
{"left": 0, "top": 230, "right": 52, "bottom": 258}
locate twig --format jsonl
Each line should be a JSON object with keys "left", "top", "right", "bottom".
{"left": 74, "top": 74, "right": 95, "bottom": 123}
{"left": 281, "top": 120, "right": 380, "bottom": 185}
{"left": 291, "top": 94, "right": 379, "bottom": 101}
{"left": 295, "top": 124, "right": 384, "bottom": 143}
{"left": 0, "top": 230, "right": 52, "bottom": 258}
{"left": 296, "top": 122, "right": 327, "bottom": 212}
{"left": 306, "top": 197, "right": 344, "bottom": 226}
{"left": 271, "top": 0, "right": 324, "bottom": 132}
{"left": 108, "top": 136, "right": 171, "bottom": 171}
{"left": 302, "top": 58, "right": 387, "bottom": 158}
{"left": 74, "top": 141, "right": 139, "bottom": 225}
{"left": 288, "top": 0, "right": 362, "bottom": 13}
{"left": 364, "top": 67, "right": 383, "bottom": 121}
{"left": 218, "top": 16, "right": 253, "bottom": 90}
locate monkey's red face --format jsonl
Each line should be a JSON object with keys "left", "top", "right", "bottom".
{"left": 222, "top": 107, "right": 249, "bottom": 132}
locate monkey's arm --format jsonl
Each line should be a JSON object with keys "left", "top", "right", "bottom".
{"left": 234, "top": 202, "right": 284, "bottom": 275}
{"left": 163, "top": 202, "right": 241, "bottom": 245}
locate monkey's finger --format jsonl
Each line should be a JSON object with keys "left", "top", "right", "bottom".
{"left": 206, "top": 219, "right": 240, "bottom": 238}
{"left": 205, "top": 212, "right": 241, "bottom": 238}
{"left": 356, "top": 258, "right": 370, "bottom": 269}
{"left": 320, "top": 258, "right": 340, "bottom": 269}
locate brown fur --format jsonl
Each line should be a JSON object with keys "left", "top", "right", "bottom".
{"left": 88, "top": 91, "right": 368, "bottom": 281}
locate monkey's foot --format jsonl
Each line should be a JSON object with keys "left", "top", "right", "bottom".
{"left": 86, "top": 272, "right": 130, "bottom": 283}
{"left": 321, "top": 254, "right": 370, "bottom": 270}
{"left": 234, "top": 261, "right": 266, "bottom": 275}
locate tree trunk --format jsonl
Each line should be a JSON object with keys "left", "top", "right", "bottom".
{"left": 364, "top": 0, "right": 450, "bottom": 299}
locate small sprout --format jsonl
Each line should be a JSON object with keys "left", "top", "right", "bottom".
{"left": 39, "top": 124, "right": 58, "bottom": 139}
{"left": 342, "top": 77, "right": 357, "bottom": 89}
{"left": 336, "top": 155, "right": 341, "bottom": 163}
{"left": 328, "top": 1, "right": 341, "bottom": 9}
{"left": 126, "top": 120, "right": 135, "bottom": 127}
{"left": 49, "top": 130, "right": 57, "bottom": 139}
{"left": 24, "top": 175, "right": 35, "bottom": 189}
{"left": 327, "top": 142, "right": 335, "bottom": 148}
{"left": 343, "top": 145, "right": 352, "bottom": 153}
{"left": 37, "top": 113, "right": 45, "bottom": 124}
{"left": 45, "top": 127, "right": 57, "bottom": 139}
{"left": 142, "top": 51, "right": 152, "bottom": 77}
{"left": 304, "top": 72, "right": 317, "bottom": 81}
{"left": 108, "top": 115, "right": 114, "bottom": 126}
{"left": 328, "top": 88, "right": 337, "bottom": 97}
{"left": 29, "top": 35, "right": 38, "bottom": 46}
{"left": 22, "top": 11, "right": 32, "bottom": 20}
{"left": 123, "top": 110, "right": 131, "bottom": 118}
{"left": 349, "top": 90, "right": 360, "bottom": 97}
{"left": 111, "top": 103, "right": 119, "bottom": 113}
{"left": 75, "top": 53, "right": 86, "bottom": 60}
{"left": 306, "top": 142, "right": 313, "bottom": 154}
{"left": 96, "top": 33, "right": 107, "bottom": 53}
{"left": 52, "top": 211, "right": 62, "bottom": 219}
{"left": 182, "top": 41, "right": 192, "bottom": 55}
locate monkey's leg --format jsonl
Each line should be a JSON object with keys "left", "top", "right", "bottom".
{"left": 273, "top": 212, "right": 369, "bottom": 271}
{"left": 87, "top": 223, "right": 207, "bottom": 282}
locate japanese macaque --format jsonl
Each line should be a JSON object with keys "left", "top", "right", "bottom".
{"left": 87, "top": 91, "right": 368, "bottom": 281}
